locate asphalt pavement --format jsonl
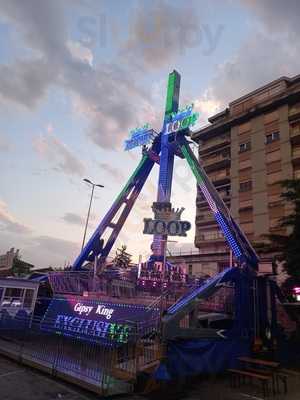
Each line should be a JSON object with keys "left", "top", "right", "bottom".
{"left": 1, "top": 355, "right": 300, "bottom": 400}
{"left": 0, "top": 355, "right": 98, "bottom": 400}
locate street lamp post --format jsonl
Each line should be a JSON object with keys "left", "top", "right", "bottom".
{"left": 81, "top": 178, "right": 104, "bottom": 251}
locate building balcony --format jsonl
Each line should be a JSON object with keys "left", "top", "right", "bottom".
{"left": 196, "top": 232, "right": 225, "bottom": 243}
{"left": 196, "top": 220, "right": 217, "bottom": 228}
{"left": 202, "top": 153, "right": 230, "bottom": 166}
{"left": 290, "top": 124, "right": 300, "bottom": 145}
{"left": 195, "top": 214, "right": 217, "bottom": 226}
{"left": 203, "top": 157, "right": 231, "bottom": 173}
{"left": 211, "top": 174, "right": 231, "bottom": 186}
{"left": 195, "top": 240, "right": 226, "bottom": 252}
{"left": 288, "top": 107, "right": 300, "bottom": 121}
{"left": 222, "top": 193, "right": 231, "bottom": 203}
{"left": 199, "top": 135, "right": 231, "bottom": 156}
{"left": 197, "top": 248, "right": 228, "bottom": 255}
{"left": 294, "top": 168, "right": 300, "bottom": 179}
{"left": 292, "top": 146, "right": 300, "bottom": 166}
{"left": 196, "top": 197, "right": 208, "bottom": 208}
{"left": 196, "top": 192, "right": 230, "bottom": 207}
{"left": 229, "top": 79, "right": 284, "bottom": 117}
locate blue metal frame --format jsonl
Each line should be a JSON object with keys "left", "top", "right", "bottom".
{"left": 151, "top": 70, "right": 180, "bottom": 259}
{"left": 179, "top": 137, "right": 259, "bottom": 270}
{"left": 72, "top": 136, "right": 161, "bottom": 270}
{"left": 72, "top": 70, "right": 259, "bottom": 275}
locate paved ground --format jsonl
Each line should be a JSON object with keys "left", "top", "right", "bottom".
{"left": 0, "top": 356, "right": 99, "bottom": 400}
{"left": 176, "top": 376, "right": 300, "bottom": 400}
{"left": 1, "top": 355, "right": 300, "bottom": 400}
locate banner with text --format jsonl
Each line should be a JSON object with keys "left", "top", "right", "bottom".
{"left": 41, "top": 296, "right": 160, "bottom": 345}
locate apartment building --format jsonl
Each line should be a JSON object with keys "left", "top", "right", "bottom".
{"left": 191, "top": 74, "right": 300, "bottom": 272}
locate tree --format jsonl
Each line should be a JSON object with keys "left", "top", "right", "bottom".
{"left": 11, "top": 253, "right": 33, "bottom": 277}
{"left": 113, "top": 245, "right": 132, "bottom": 268}
{"left": 255, "top": 179, "right": 300, "bottom": 283}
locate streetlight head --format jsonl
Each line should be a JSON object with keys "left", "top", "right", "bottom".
{"left": 83, "top": 178, "right": 92, "bottom": 185}
{"left": 96, "top": 184, "right": 104, "bottom": 188}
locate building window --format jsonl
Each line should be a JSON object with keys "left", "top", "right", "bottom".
{"left": 267, "top": 171, "right": 282, "bottom": 185}
{"left": 239, "top": 158, "right": 251, "bottom": 170}
{"left": 239, "top": 141, "right": 251, "bottom": 153}
{"left": 266, "top": 149, "right": 281, "bottom": 163}
{"left": 188, "top": 265, "right": 193, "bottom": 276}
{"left": 1, "top": 288, "right": 24, "bottom": 308}
{"left": 290, "top": 122, "right": 300, "bottom": 136}
{"left": 240, "top": 222, "right": 254, "bottom": 234}
{"left": 239, "top": 209, "right": 253, "bottom": 223}
{"left": 294, "top": 168, "right": 300, "bottom": 179}
{"left": 199, "top": 231, "right": 224, "bottom": 241}
{"left": 239, "top": 181, "right": 252, "bottom": 192}
{"left": 266, "top": 160, "right": 281, "bottom": 174}
{"left": 24, "top": 289, "right": 34, "bottom": 308}
{"left": 265, "top": 131, "right": 280, "bottom": 144}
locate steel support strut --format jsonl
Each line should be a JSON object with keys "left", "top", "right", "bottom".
{"left": 179, "top": 137, "right": 259, "bottom": 270}
{"left": 151, "top": 70, "right": 181, "bottom": 258}
{"left": 72, "top": 152, "right": 157, "bottom": 270}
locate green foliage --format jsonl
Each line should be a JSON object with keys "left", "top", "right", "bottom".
{"left": 11, "top": 254, "right": 33, "bottom": 277}
{"left": 257, "top": 179, "right": 300, "bottom": 282}
{"left": 113, "top": 245, "right": 132, "bottom": 269}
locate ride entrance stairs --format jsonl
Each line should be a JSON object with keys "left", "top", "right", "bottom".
{"left": 162, "top": 267, "right": 239, "bottom": 340}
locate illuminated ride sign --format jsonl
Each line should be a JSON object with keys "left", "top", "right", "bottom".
{"left": 143, "top": 202, "right": 191, "bottom": 237}
{"left": 166, "top": 104, "right": 199, "bottom": 135}
{"left": 124, "top": 104, "right": 198, "bottom": 151}
{"left": 41, "top": 296, "right": 159, "bottom": 345}
{"left": 293, "top": 287, "right": 300, "bottom": 302}
{"left": 74, "top": 302, "right": 114, "bottom": 319}
{"left": 124, "top": 124, "right": 157, "bottom": 151}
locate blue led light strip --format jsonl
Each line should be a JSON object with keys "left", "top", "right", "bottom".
{"left": 215, "top": 212, "right": 242, "bottom": 258}
{"left": 181, "top": 143, "right": 243, "bottom": 260}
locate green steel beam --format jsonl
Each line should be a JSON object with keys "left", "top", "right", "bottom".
{"left": 180, "top": 144, "right": 204, "bottom": 185}
{"left": 115, "top": 155, "right": 148, "bottom": 203}
{"left": 165, "top": 70, "right": 180, "bottom": 117}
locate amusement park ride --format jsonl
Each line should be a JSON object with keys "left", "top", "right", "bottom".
{"left": 0, "top": 71, "right": 285, "bottom": 395}
{"left": 72, "top": 70, "right": 259, "bottom": 273}
{"left": 50, "top": 70, "right": 279, "bottom": 357}
{"left": 56, "top": 70, "right": 279, "bottom": 353}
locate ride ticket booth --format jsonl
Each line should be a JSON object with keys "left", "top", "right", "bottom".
{"left": 0, "top": 278, "right": 39, "bottom": 321}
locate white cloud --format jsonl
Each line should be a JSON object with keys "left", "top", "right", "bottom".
{"left": 186, "top": 1, "right": 300, "bottom": 127}
{"left": 0, "top": 199, "right": 32, "bottom": 235}
{"left": 98, "top": 161, "right": 125, "bottom": 183}
{"left": 0, "top": 1, "right": 161, "bottom": 150}
{"left": 241, "top": 0, "right": 300, "bottom": 39}
{"left": 67, "top": 40, "right": 93, "bottom": 66}
{"left": 122, "top": 1, "right": 202, "bottom": 70}
{"left": 193, "top": 90, "right": 222, "bottom": 126}
{"left": 0, "top": 229, "right": 80, "bottom": 269}
{"left": 23, "top": 235, "right": 80, "bottom": 268}
{"left": 194, "top": 32, "right": 300, "bottom": 125}
{"left": 62, "top": 212, "right": 85, "bottom": 226}
{"left": 46, "top": 123, "right": 54, "bottom": 133}
{"left": 33, "top": 132, "right": 86, "bottom": 177}
{"left": 33, "top": 235, "right": 79, "bottom": 257}
{"left": 0, "top": 134, "right": 12, "bottom": 152}
{"left": 0, "top": 58, "right": 57, "bottom": 109}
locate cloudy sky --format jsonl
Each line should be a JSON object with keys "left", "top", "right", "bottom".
{"left": 0, "top": 0, "right": 299, "bottom": 268}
